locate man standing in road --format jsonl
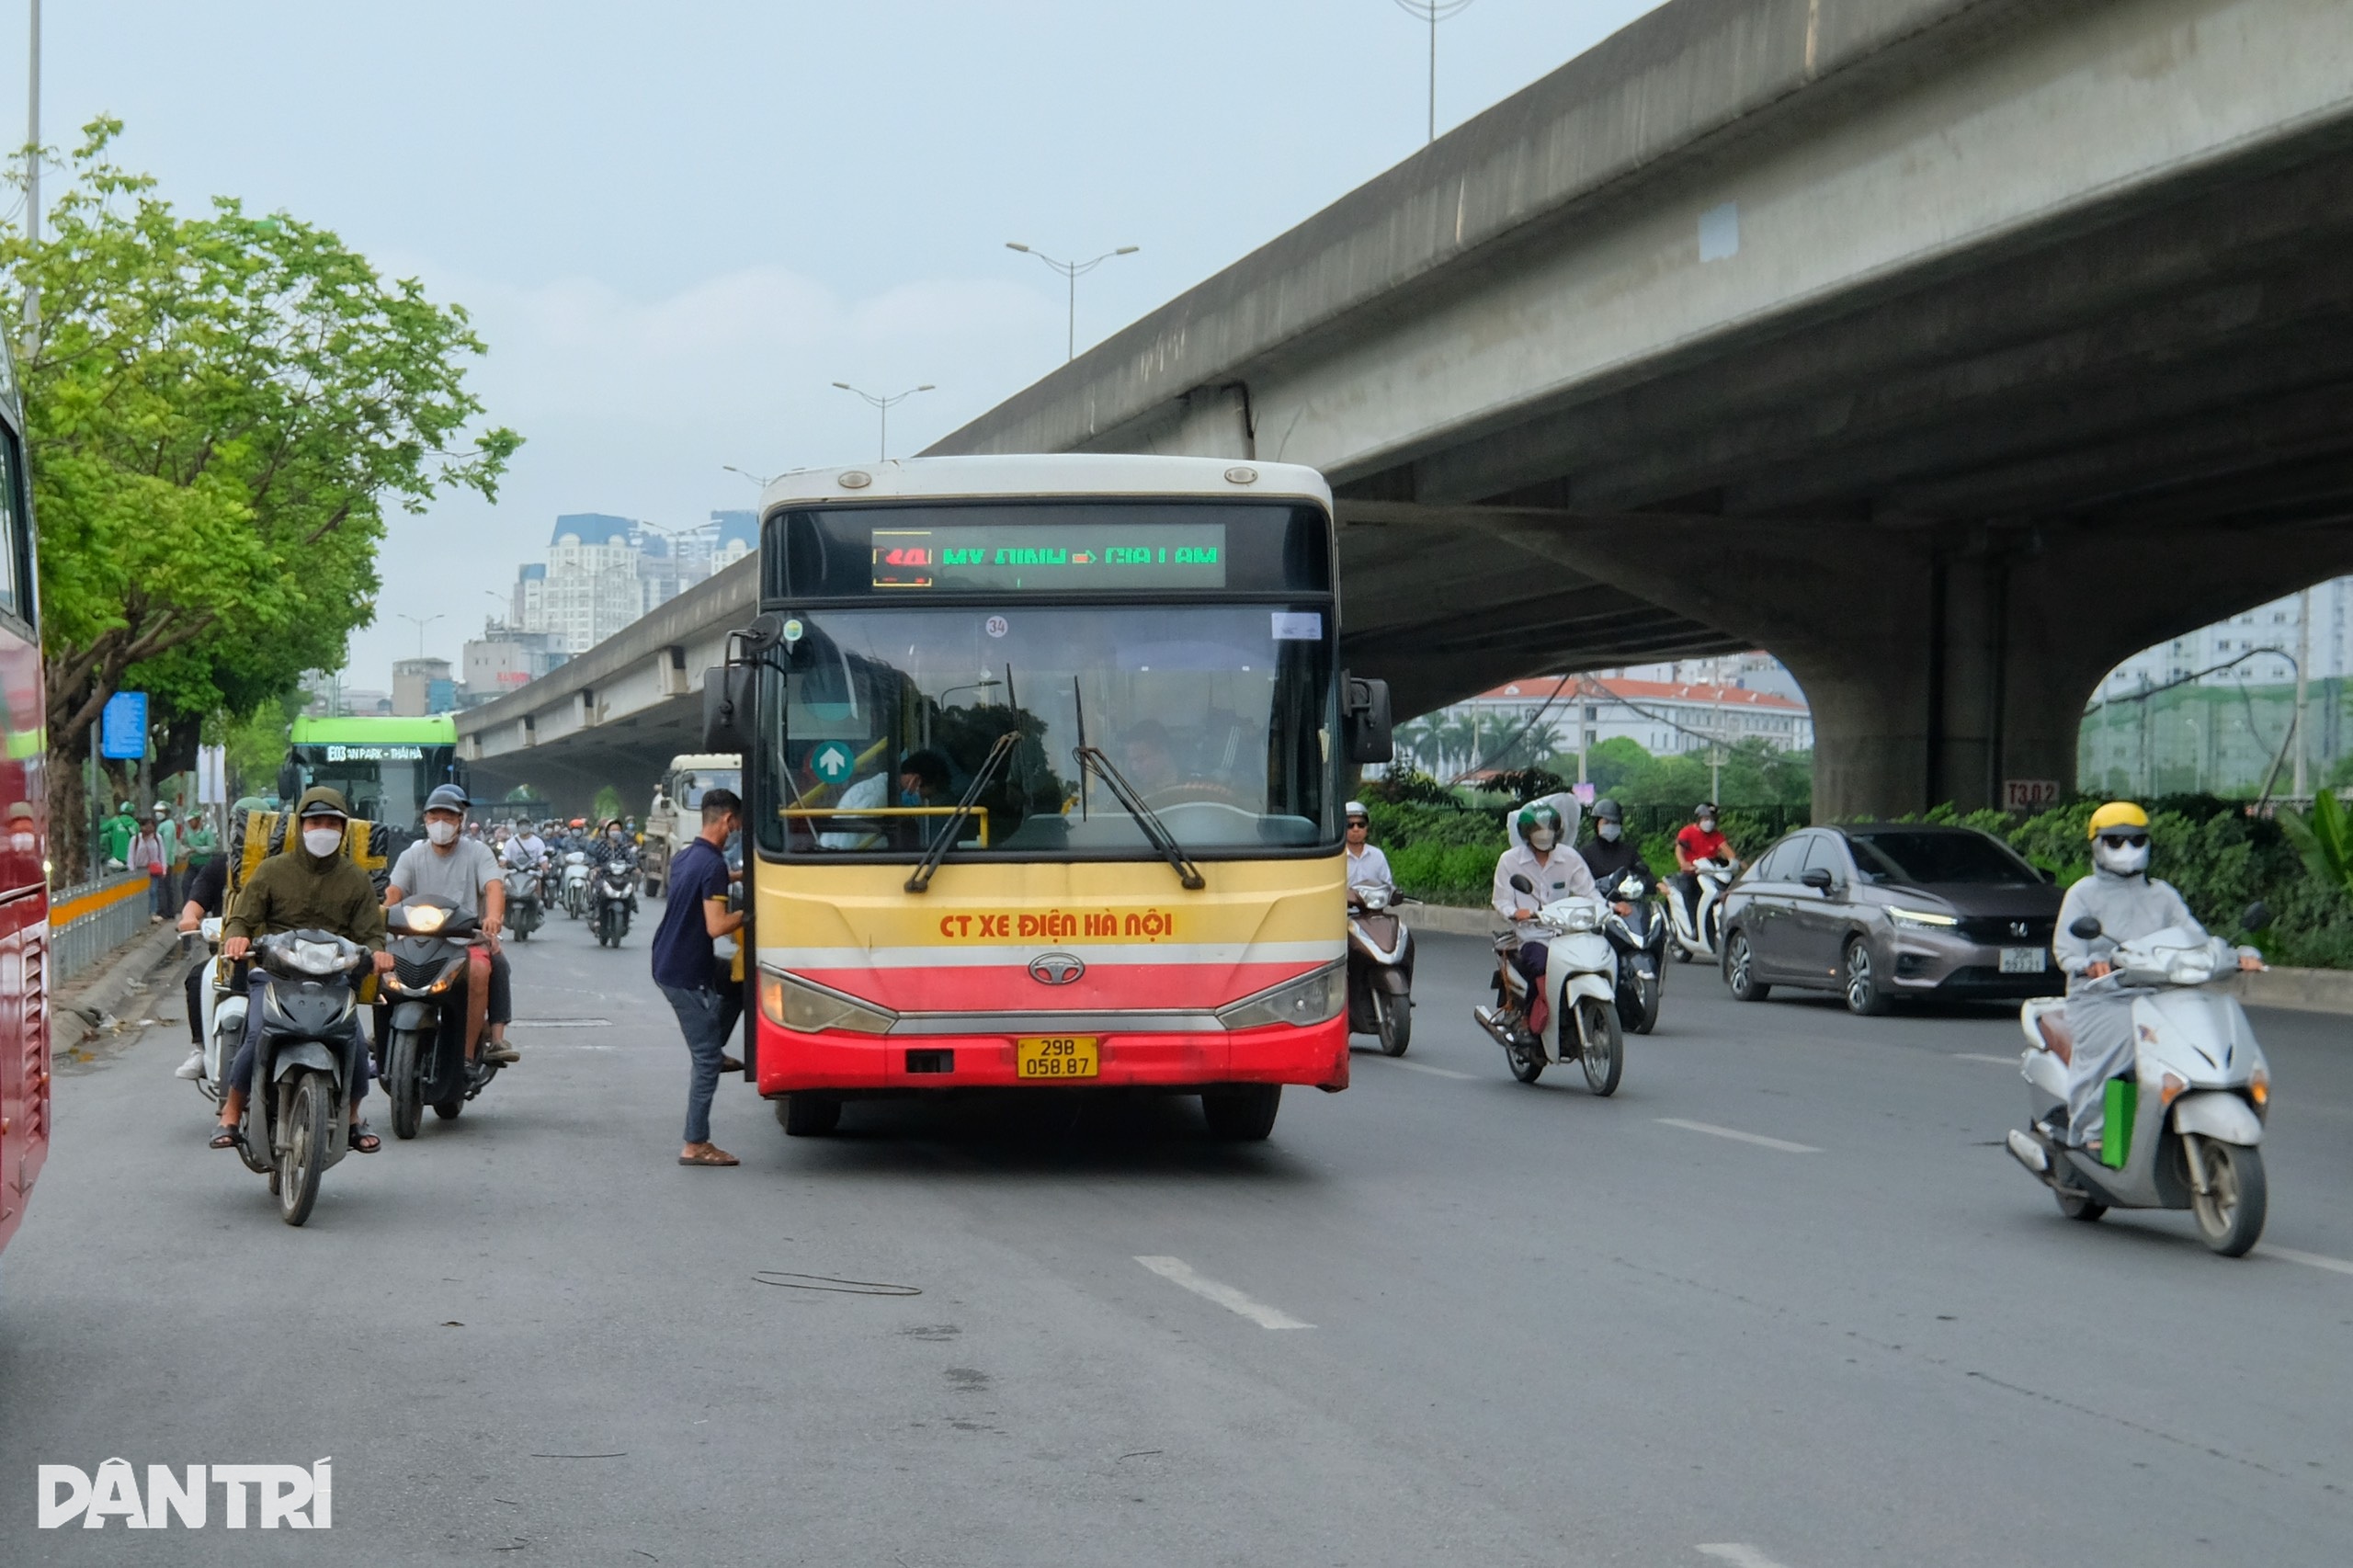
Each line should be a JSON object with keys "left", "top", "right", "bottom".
{"left": 651, "top": 788, "right": 745, "bottom": 1168}
{"left": 385, "top": 784, "right": 520, "bottom": 1066}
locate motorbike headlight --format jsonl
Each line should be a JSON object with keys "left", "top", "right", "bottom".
{"left": 1555, "top": 903, "right": 1599, "bottom": 933}
{"left": 1218, "top": 963, "right": 1345, "bottom": 1030}
{"left": 1886, "top": 906, "right": 1958, "bottom": 930}
{"left": 759, "top": 967, "right": 896, "bottom": 1035}
{"left": 402, "top": 904, "right": 448, "bottom": 935}
{"left": 292, "top": 941, "right": 341, "bottom": 975}
{"left": 1358, "top": 887, "right": 1390, "bottom": 912}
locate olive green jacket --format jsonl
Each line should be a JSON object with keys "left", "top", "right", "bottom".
{"left": 223, "top": 846, "right": 386, "bottom": 951}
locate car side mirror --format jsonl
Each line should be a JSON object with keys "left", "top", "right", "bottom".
{"left": 1342, "top": 674, "right": 1394, "bottom": 765}
{"left": 2069, "top": 915, "right": 2103, "bottom": 940}
{"left": 2240, "top": 901, "right": 2272, "bottom": 933}
{"left": 1509, "top": 873, "right": 1536, "bottom": 895}
{"left": 1800, "top": 868, "right": 1835, "bottom": 892}
{"left": 702, "top": 665, "right": 756, "bottom": 752}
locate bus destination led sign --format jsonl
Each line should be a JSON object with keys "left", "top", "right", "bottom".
{"left": 871, "top": 524, "right": 1227, "bottom": 591}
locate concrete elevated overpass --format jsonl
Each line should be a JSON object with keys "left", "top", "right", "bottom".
{"left": 463, "top": 0, "right": 2353, "bottom": 818}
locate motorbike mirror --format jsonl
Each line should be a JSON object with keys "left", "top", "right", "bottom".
{"left": 2240, "top": 900, "right": 2272, "bottom": 933}
{"left": 1509, "top": 873, "right": 1536, "bottom": 895}
{"left": 2069, "top": 915, "right": 2103, "bottom": 940}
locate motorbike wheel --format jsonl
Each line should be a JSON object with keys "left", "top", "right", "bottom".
{"left": 1373, "top": 990, "right": 1411, "bottom": 1056}
{"left": 1506, "top": 1041, "right": 1546, "bottom": 1084}
{"left": 1201, "top": 1085, "right": 1281, "bottom": 1142}
{"left": 432, "top": 1096, "right": 464, "bottom": 1120}
{"left": 1843, "top": 938, "right": 1890, "bottom": 1017}
{"left": 1574, "top": 994, "right": 1623, "bottom": 1097}
{"left": 1724, "top": 932, "right": 1770, "bottom": 1002}
{"left": 387, "top": 1028, "right": 423, "bottom": 1141}
{"left": 278, "top": 1074, "right": 331, "bottom": 1227}
{"left": 2189, "top": 1138, "right": 2267, "bottom": 1256}
{"left": 2055, "top": 1189, "right": 2107, "bottom": 1222}
{"left": 1633, "top": 971, "right": 1661, "bottom": 1035}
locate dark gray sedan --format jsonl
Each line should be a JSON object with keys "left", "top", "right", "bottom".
{"left": 1719, "top": 824, "right": 2063, "bottom": 1015}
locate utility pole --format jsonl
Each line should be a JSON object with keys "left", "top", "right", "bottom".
{"left": 2295, "top": 587, "right": 2313, "bottom": 797}
{"left": 1392, "top": 0, "right": 1477, "bottom": 145}
{"left": 22, "top": 0, "right": 39, "bottom": 336}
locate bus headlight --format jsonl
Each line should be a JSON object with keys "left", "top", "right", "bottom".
{"left": 759, "top": 968, "right": 897, "bottom": 1035}
{"left": 1218, "top": 963, "right": 1345, "bottom": 1030}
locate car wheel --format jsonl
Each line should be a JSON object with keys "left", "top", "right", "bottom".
{"left": 1843, "top": 937, "right": 1890, "bottom": 1017}
{"left": 1724, "top": 930, "right": 1769, "bottom": 1002}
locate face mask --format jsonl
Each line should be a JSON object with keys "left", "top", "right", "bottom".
{"left": 608, "top": 829, "right": 624, "bottom": 842}
{"left": 302, "top": 826, "right": 344, "bottom": 858}
{"left": 1529, "top": 828, "right": 1557, "bottom": 853}
{"left": 427, "top": 820, "right": 459, "bottom": 846}
{"left": 2093, "top": 835, "right": 2150, "bottom": 878}
{"left": 1598, "top": 822, "right": 1621, "bottom": 842}
{"left": 1699, "top": 817, "right": 1717, "bottom": 834}
{"left": 898, "top": 788, "right": 924, "bottom": 807}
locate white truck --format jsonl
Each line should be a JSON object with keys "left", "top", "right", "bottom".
{"left": 642, "top": 753, "right": 740, "bottom": 897}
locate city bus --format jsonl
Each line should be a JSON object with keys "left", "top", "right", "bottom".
{"left": 0, "top": 331, "right": 48, "bottom": 1262}
{"left": 703, "top": 454, "right": 1392, "bottom": 1142}
{"left": 280, "top": 714, "right": 463, "bottom": 846}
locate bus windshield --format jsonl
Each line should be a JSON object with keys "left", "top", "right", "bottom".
{"left": 287, "top": 744, "right": 457, "bottom": 827}
{"left": 758, "top": 604, "right": 1336, "bottom": 858}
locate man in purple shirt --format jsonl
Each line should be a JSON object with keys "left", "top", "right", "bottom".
{"left": 650, "top": 788, "right": 745, "bottom": 1166}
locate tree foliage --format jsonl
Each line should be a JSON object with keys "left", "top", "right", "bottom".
{"left": 1, "top": 120, "right": 518, "bottom": 846}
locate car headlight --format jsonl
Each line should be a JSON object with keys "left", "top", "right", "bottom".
{"left": 759, "top": 967, "right": 897, "bottom": 1034}
{"left": 1218, "top": 963, "right": 1345, "bottom": 1030}
{"left": 1886, "top": 906, "right": 1958, "bottom": 930}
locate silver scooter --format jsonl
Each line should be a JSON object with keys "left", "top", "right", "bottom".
{"left": 230, "top": 929, "right": 371, "bottom": 1227}
{"left": 2005, "top": 907, "right": 2272, "bottom": 1256}
{"left": 1473, "top": 873, "right": 1623, "bottom": 1095}
{"left": 1664, "top": 857, "right": 1736, "bottom": 965}
{"left": 188, "top": 915, "right": 248, "bottom": 1105}
{"left": 1346, "top": 883, "right": 1415, "bottom": 1055}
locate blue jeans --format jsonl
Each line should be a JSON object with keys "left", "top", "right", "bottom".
{"left": 661, "top": 983, "right": 742, "bottom": 1144}
{"left": 227, "top": 971, "right": 370, "bottom": 1107}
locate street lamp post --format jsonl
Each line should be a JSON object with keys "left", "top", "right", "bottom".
{"left": 396, "top": 612, "right": 444, "bottom": 659}
{"left": 831, "top": 382, "right": 934, "bottom": 461}
{"left": 1392, "top": 0, "right": 1476, "bottom": 145}
{"left": 1005, "top": 243, "right": 1140, "bottom": 361}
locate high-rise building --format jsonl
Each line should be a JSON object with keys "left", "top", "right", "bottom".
{"left": 392, "top": 658, "right": 457, "bottom": 717}
{"left": 2096, "top": 576, "right": 2353, "bottom": 698}
{"left": 462, "top": 623, "right": 568, "bottom": 699}
{"left": 516, "top": 514, "right": 642, "bottom": 653}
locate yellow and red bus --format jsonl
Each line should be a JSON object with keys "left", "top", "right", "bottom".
{"left": 704, "top": 455, "right": 1392, "bottom": 1142}
{"left": 0, "top": 331, "right": 48, "bottom": 1260}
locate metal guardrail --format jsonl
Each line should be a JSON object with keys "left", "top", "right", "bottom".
{"left": 50, "top": 871, "right": 153, "bottom": 985}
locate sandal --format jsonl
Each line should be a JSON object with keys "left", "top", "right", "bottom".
{"left": 678, "top": 1146, "right": 739, "bottom": 1167}
{"left": 347, "top": 1123, "right": 381, "bottom": 1154}
{"left": 210, "top": 1126, "right": 244, "bottom": 1152}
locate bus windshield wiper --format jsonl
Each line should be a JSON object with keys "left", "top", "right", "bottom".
{"left": 1073, "top": 745, "right": 1206, "bottom": 891}
{"left": 904, "top": 732, "right": 1017, "bottom": 893}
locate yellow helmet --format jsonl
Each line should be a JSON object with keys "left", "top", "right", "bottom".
{"left": 2086, "top": 801, "right": 2149, "bottom": 839}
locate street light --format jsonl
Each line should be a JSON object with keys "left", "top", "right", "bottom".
{"left": 396, "top": 612, "right": 444, "bottom": 659}
{"left": 722, "top": 464, "right": 779, "bottom": 490}
{"left": 831, "top": 381, "right": 934, "bottom": 461}
{"left": 1392, "top": 0, "right": 1477, "bottom": 144}
{"left": 1006, "top": 243, "right": 1141, "bottom": 360}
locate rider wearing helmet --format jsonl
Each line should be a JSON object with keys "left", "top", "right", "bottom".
{"left": 2049, "top": 801, "right": 2257, "bottom": 1155}
{"left": 385, "top": 784, "right": 520, "bottom": 1066}
{"left": 1672, "top": 802, "right": 1734, "bottom": 927}
{"left": 1342, "top": 801, "right": 1392, "bottom": 898}
{"left": 1492, "top": 798, "right": 1598, "bottom": 1034}
{"left": 1576, "top": 797, "right": 1654, "bottom": 896}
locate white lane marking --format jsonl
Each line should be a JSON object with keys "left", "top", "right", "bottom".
{"left": 1374, "top": 1057, "right": 1478, "bottom": 1080}
{"left": 2266, "top": 1245, "right": 2353, "bottom": 1278}
{"left": 1697, "top": 1546, "right": 1796, "bottom": 1568}
{"left": 1134, "top": 1256, "right": 1313, "bottom": 1330}
{"left": 1657, "top": 1119, "right": 1822, "bottom": 1154}
{"left": 509, "top": 1017, "right": 612, "bottom": 1028}
{"left": 1953, "top": 1052, "right": 2020, "bottom": 1065}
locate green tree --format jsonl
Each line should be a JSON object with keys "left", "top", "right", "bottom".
{"left": 2, "top": 120, "right": 518, "bottom": 863}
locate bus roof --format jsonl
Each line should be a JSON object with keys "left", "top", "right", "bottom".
{"left": 758, "top": 454, "right": 1333, "bottom": 513}
{"left": 290, "top": 715, "right": 458, "bottom": 745}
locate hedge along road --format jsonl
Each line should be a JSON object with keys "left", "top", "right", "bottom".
{"left": 3, "top": 915, "right": 2352, "bottom": 1564}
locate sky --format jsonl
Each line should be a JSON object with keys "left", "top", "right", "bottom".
{"left": 4, "top": 0, "right": 1665, "bottom": 689}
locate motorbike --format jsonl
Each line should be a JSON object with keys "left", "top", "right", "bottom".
{"left": 1597, "top": 869, "right": 1665, "bottom": 1034}
{"left": 185, "top": 916, "right": 249, "bottom": 1105}
{"left": 1664, "top": 856, "right": 1736, "bottom": 965}
{"left": 229, "top": 929, "right": 370, "bottom": 1227}
{"left": 379, "top": 896, "right": 496, "bottom": 1139}
{"left": 559, "top": 849, "right": 591, "bottom": 919}
{"left": 1346, "top": 883, "right": 1415, "bottom": 1056}
{"left": 2005, "top": 907, "right": 2272, "bottom": 1256}
{"left": 591, "top": 855, "right": 639, "bottom": 949}
{"left": 503, "top": 862, "right": 543, "bottom": 941}
{"left": 1472, "top": 872, "right": 1623, "bottom": 1095}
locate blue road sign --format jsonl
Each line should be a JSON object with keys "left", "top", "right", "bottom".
{"left": 100, "top": 692, "right": 149, "bottom": 760}
{"left": 811, "top": 741, "right": 856, "bottom": 786}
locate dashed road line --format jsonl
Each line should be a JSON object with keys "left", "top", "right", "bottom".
{"left": 2265, "top": 1244, "right": 2353, "bottom": 1278}
{"left": 1134, "top": 1256, "right": 1313, "bottom": 1329}
{"left": 1697, "top": 1546, "right": 1796, "bottom": 1568}
{"left": 1374, "top": 1057, "right": 1479, "bottom": 1080}
{"left": 1952, "top": 1052, "right": 2020, "bottom": 1065}
{"left": 1657, "top": 1119, "right": 1822, "bottom": 1154}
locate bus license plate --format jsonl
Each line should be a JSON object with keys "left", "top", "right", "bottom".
{"left": 1017, "top": 1036, "right": 1099, "bottom": 1079}
{"left": 1999, "top": 948, "right": 2047, "bottom": 974}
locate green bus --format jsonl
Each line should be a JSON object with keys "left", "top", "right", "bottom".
{"left": 281, "top": 715, "right": 465, "bottom": 832}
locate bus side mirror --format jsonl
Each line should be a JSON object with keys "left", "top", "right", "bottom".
{"left": 1343, "top": 674, "right": 1393, "bottom": 765}
{"left": 703, "top": 665, "right": 756, "bottom": 752}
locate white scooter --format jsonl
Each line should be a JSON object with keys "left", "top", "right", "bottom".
{"left": 188, "top": 916, "right": 248, "bottom": 1106}
{"left": 560, "top": 849, "right": 592, "bottom": 919}
{"left": 1347, "top": 883, "right": 1415, "bottom": 1056}
{"left": 1664, "top": 857, "right": 1737, "bottom": 965}
{"left": 1473, "top": 872, "right": 1623, "bottom": 1096}
{"left": 2005, "top": 908, "right": 2272, "bottom": 1256}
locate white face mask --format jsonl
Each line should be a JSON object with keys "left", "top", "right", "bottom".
{"left": 1598, "top": 822, "right": 1621, "bottom": 842}
{"left": 2093, "top": 836, "right": 2150, "bottom": 878}
{"left": 1529, "top": 828, "right": 1556, "bottom": 853}
{"left": 426, "top": 820, "right": 459, "bottom": 846}
{"left": 1699, "top": 817, "right": 1717, "bottom": 834}
{"left": 302, "top": 826, "right": 344, "bottom": 858}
